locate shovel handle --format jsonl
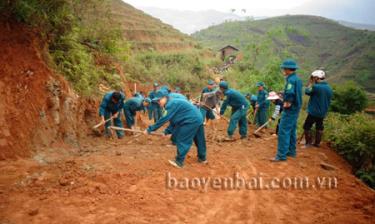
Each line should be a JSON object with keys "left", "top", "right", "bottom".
{"left": 254, "top": 120, "right": 270, "bottom": 134}
{"left": 297, "top": 132, "right": 305, "bottom": 144}
{"left": 109, "top": 126, "right": 164, "bottom": 136}
{"left": 253, "top": 108, "right": 258, "bottom": 124}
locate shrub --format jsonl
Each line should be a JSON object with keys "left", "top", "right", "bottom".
{"left": 330, "top": 81, "right": 368, "bottom": 114}
{"left": 125, "top": 51, "right": 213, "bottom": 93}
{"left": 325, "top": 112, "right": 375, "bottom": 188}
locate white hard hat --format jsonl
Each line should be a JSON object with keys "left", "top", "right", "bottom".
{"left": 267, "top": 91, "right": 280, "bottom": 100}
{"left": 311, "top": 70, "right": 325, "bottom": 79}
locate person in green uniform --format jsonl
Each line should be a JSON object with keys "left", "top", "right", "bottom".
{"left": 303, "top": 70, "right": 333, "bottom": 148}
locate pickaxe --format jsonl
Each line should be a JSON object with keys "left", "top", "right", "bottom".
{"left": 92, "top": 115, "right": 117, "bottom": 129}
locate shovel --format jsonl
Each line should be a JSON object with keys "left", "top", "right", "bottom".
{"left": 109, "top": 126, "right": 164, "bottom": 136}
{"left": 253, "top": 120, "right": 271, "bottom": 138}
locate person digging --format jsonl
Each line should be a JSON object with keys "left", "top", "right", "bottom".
{"left": 219, "top": 81, "right": 249, "bottom": 141}
{"left": 144, "top": 89, "right": 207, "bottom": 168}
{"left": 123, "top": 97, "right": 151, "bottom": 130}
{"left": 148, "top": 82, "right": 162, "bottom": 122}
{"left": 98, "top": 91, "right": 126, "bottom": 139}
{"left": 255, "top": 81, "right": 270, "bottom": 129}
{"left": 200, "top": 80, "right": 217, "bottom": 125}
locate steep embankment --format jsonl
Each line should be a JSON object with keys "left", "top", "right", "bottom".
{"left": 111, "top": 0, "right": 197, "bottom": 52}
{"left": 0, "top": 20, "right": 99, "bottom": 159}
{"left": 193, "top": 15, "right": 375, "bottom": 92}
{"left": 0, "top": 0, "right": 214, "bottom": 160}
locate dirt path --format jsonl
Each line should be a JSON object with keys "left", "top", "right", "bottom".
{"left": 0, "top": 119, "right": 374, "bottom": 224}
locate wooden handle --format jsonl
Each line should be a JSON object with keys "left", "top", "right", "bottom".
{"left": 109, "top": 126, "right": 164, "bottom": 136}
{"left": 92, "top": 118, "right": 112, "bottom": 129}
{"left": 254, "top": 120, "right": 270, "bottom": 134}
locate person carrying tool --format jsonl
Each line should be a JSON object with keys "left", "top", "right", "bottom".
{"left": 148, "top": 82, "right": 162, "bottom": 122}
{"left": 271, "top": 59, "right": 303, "bottom": 162}
{"left": 99, "top": 91, "right": 126, "bottom": 139}
{"left": 303, "top": 70, "right": 333, "bottom": 148}
{"left": 123, "top": 97, "right": 151, "bottom": 129}
{"left": 200, "top": 80, "right": 217, "bottom": 123}
{"left": 267, "top": 91, "right": 283, "bottom": 135}
{"left": 219, "top": 81, "right": 249, "bottom": 140}
{"left": 245, "top": 93, "right": 257, "bottom": 124}
{"left": 255, "top": 82, "right": 269, "bottom": 127}
{"left": 144, "top": 89, "right": 207, "bottom": 168}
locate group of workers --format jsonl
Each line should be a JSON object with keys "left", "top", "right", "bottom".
{"left": 98, "top": 59, "right": 333, "bottom": 167}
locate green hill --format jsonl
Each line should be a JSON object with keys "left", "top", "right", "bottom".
{"left": 192, "top": 15, "right": 375, "bottom": 93}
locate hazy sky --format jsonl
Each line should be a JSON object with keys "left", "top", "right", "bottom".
{"left": 125, "top": 0, "right": 311, "bottom": 13}
{"left": 124, "top": 0, "right": 375, "bottom": 25}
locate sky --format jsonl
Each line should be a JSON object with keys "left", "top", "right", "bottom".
{"left": 124, "top": 0, "right": 311, "bottom": 14}
{"left": 124, "top": 0, "right": 375, "bottom": 25}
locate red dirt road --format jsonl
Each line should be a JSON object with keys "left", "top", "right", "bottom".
{"left": 0, "top": 120, "right": 374, "bottom": 224}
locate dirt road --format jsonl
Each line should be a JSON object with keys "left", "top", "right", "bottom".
{"left": 0, "top": 119, "right": 374, "bottom": 224}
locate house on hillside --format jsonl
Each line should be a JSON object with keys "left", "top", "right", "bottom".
{"left": 219, "top": 45, "right": 239, "bottom": 61}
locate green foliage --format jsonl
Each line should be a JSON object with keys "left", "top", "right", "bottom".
{"left": 222, "top": 41, "right": 286, "bottom": 95}
{"left": 331, "top": 81, "right": 368, "bottom": 114}
{"left": 325, "top": 112, "right": 375, "bottom": 188}
{"left": 2, "top": 0, "right": 130, "bottom": 95}
{"left": 124, "top": 51, "right": 216, "bottom": 93}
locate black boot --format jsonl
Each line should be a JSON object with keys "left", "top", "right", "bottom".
{"left": 314, "top": 130, "right": 323, "bottom": 147}
{"left": 302, "top": 130, "right": 312, "bottom": 148}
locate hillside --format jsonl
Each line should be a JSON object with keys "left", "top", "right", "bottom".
{"left": 192, "top": 15, "right": 375, "bottom": 92}
{"left": 109, "top": 0, "right": 218, "bottom": 92}
{"left": 111, "top": 0, "right": 197, "bottom": 51}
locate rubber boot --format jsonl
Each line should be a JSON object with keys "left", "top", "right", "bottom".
{"left": 314, "top": 130, "right": 323, "bottom": 147}
{"left": 302, "top": 130, "right": 312, "bottom": 149}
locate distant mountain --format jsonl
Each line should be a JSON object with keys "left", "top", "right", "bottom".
{"left": 193, "top": 15, "right": 375, "bottom": 92}
{"left": 139, "top": 7, "right": 245, "bottom": 34}
{"left": 289, "top": 0, "right": 375, "bottom": 26}
{"left": 338, "top": 20, "right": 375, "bottom": 31}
